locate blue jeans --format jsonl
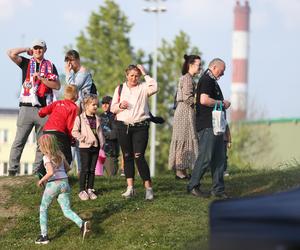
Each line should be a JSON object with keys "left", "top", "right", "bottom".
{"left": 187, "top": 128, "right": 225, "bottom": 195}
{"left": 71, "top": 144, "right": 81, "bottom": 172}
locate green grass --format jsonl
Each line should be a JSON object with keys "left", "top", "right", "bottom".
{"left": 1, "top": 167, "right": 300, "bottom": 250}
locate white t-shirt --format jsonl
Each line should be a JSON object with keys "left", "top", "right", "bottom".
{"left": 43, "top": 155, "right": 68, "bottom": 182}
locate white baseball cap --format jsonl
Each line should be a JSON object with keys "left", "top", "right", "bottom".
{"left": 31, "top": 39, "right": 47, "bottom": 49}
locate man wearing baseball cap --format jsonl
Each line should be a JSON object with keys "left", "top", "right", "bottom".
{"left": 31, "top": 39, "right": 47, "bottom": 49}
{"left": 7, "top": 39, "right": 61, "bottom": 176}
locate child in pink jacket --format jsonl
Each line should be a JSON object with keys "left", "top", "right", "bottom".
{"left": 72, "top": 94, "right": 105, "bottom": 201}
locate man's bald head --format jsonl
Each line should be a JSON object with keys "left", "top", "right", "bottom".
{"left": 208, "top": 58, "right": 226, "bottom": 80}
{"left": 208, "top": 58, "right": 225, "bottom": 69}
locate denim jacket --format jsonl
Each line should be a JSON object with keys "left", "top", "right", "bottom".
{"left": 66, "top": 67, "right": 93, "bottom": 103}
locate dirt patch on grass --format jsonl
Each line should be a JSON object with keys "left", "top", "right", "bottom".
{"left": 0, "top": 176, "right": 34, "bottom": 235}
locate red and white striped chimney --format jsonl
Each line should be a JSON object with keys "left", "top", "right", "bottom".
{"left": 230, "top": 0, "right": 250, "bottom": 122}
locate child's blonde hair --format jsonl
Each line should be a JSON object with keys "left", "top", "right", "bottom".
{"left": 38, "top": 134, "right": 64, "bottom": 169}
{"left": 83, "top": 94, "right": 99, "bottom": 109}
{"left": 64, "top": 85, "right": 78, "bottom": 101}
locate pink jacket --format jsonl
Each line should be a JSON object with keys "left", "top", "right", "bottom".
{"left": 72, "top": 112, "right": 105, "bottom": 149}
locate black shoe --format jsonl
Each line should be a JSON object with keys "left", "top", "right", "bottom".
{"left": 35, "top": 235, "right": 49, "bottom": 244}
{"left": 188, "top": 187, "right": 210, "bottom": 198}
{"left": 8, "top": 170, "right": 17, "bottom": 176}
{"left": 81, "top": 221, "right": 91, "bottom": 240}
{"left": 211, "top": 192, "right": 229, "bottom": 199}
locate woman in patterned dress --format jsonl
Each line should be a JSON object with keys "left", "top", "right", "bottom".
{"left": 168, "top": 54, "right": 202, "bottom": 179}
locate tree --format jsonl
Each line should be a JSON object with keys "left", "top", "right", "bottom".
{"left": 227, "top": 122, "right": 273, "bottom": 172}
{"left": 153, "top": 31, "right": 201, "bottom": 172}
{"left": 71, "top": 0, "right": 203, "bottom": 172}
{"left": 76, "top": 0, "right": 134, "bottom": 97}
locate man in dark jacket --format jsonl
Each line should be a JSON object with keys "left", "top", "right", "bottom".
{"left": 187, "top": 58, "right": 231, "bottom": 198}
{"left": 100, "top": 96, "right": 120, "bottom": 176}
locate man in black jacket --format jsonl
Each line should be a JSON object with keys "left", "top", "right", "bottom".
{"left": 187, "top": 58, "right": 231, "bottom": 198}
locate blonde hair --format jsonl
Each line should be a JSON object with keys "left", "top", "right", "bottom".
{"left": 125, "top": 64, "right": 141, "bottom": 76}
{"left": 83, "top": 94, "right": 99, "bottom": 109}
{"left": 64, "top": 85, "right": 78, "bottom": 101}
{"left": 38, "top": 134, "right": 64, "bottom": 169}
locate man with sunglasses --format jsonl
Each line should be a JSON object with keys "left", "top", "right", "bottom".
{"left": 7, "top": 39, "right": 60, "bottom": 176}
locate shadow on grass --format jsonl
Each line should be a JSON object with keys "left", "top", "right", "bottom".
{"left": 226, "top": 167, "right": 300, "bottom": 197}
{"left": 50, "top": 224, "right": 73, "bottom": 241}
{"left": 2, "top": 167, "right": 300, "bottom": 249}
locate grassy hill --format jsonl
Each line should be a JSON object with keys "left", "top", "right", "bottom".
{"left": 1, "top": 167, "right": 300, "bottom": 250}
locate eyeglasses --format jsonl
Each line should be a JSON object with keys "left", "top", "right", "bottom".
{"left": 33, "top": 46, "right": 44, "bottom": 50}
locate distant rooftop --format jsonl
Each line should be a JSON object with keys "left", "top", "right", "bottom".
{"left": 0, "top": 108, "right": 19, "bottom": 115}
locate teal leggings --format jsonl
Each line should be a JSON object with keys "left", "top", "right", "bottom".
{"left": 39, "top": 179, "right": 83, "bottom": 236}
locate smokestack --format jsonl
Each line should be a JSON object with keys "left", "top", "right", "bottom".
{"left": 230, "top": 0, "right": 250, "bottom": 122}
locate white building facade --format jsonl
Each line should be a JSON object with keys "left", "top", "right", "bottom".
{"left": 0, "top": 109, "right": 36, "bottom": 176}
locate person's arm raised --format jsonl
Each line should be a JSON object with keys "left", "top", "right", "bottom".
{"left": 7, "top": 47, "right": 32, "bottom": 65}
{"left": 137, "top": 64, "right": 158, "bottom": 96}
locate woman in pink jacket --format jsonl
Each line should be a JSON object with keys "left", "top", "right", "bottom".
{"left": 111, "top": 64, "right": 158, "bottom": 201}
{"left": 72, "top": 94, "right": 105, "bottom": 201}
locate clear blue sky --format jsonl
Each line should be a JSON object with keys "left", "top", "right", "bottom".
{"left": 0, "top": 0, "right": 299, "bottom": 119}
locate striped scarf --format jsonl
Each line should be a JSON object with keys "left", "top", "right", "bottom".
{"left": 20, "top": 58, "right": 57, "bottom": 106}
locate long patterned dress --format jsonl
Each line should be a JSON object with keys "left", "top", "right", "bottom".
{"left": 168, "top": 73, "right": 199, "bottom": 171}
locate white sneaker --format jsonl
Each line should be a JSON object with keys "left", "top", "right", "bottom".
{"left": 87, "top": 189, "right": 97, "bottom": 200}
{"left": 224, "top": 171, "right": 230, "bottom": 177}
{"left": 121, "top": 186, "right": 135, "bottom": 198}
{"left": 145, "top": 187, "right": 154, "bottom": 201}
{"left": 120, "top": 170, "right": 125, "bottom": 177}
{"left": 78, "top": 191, "right": 89, "bottom": 201}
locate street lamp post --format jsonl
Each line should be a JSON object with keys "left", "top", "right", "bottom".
{"left": 143, "top": 0, "right": 167, "bottom": 177}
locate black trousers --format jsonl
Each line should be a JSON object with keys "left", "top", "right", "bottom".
{"left": 43, "top": 130, "right": 72, "bottom": 163}
{"left": 116, "top": 121, "right": 151, "bottom": 181}
{"left": 79, "top": 148, "right": 99, "bottom": 191}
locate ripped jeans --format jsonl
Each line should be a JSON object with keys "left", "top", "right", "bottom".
{"left": 116, "top": 121, "right": 151, "bottom": 181}
{"left": 39, "top": 179, "right": 83, "bottom": 236}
